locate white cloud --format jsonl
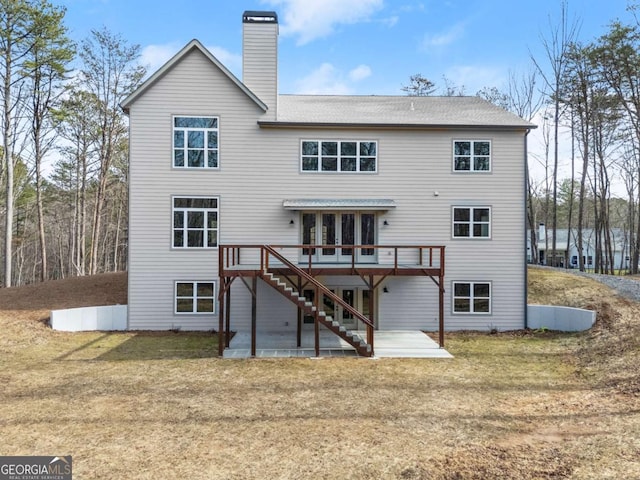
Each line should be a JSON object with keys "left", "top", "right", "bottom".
{"left": 141, "top": 42, "right": 181, "bottom": 73}
{"left": 349, "top": 64, "right": 372, "bottom": 82}
{"left": 422, "top": 22, "right": 466, "bottom": 49}
{"left": 207, "top": 46, "right": 242, "bottom": 77}
{"left": 294, "top": 63, "right": 352, "bottom": 94}
{"left": 140, "top": 42, "right": 242, "bottom": 78}
{"left": 262, "top": 0, "right": 384, "bottom": 45}
{"left": 380, "top": 15, "right": 399, "bottom": 28}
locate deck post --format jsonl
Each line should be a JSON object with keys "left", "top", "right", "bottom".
{"left": 218, "top": 246, "right": 225, "bottom": 357}
{"left": 368, "top": 274, "right": 375, "bottom": 356}
{"left": 251, "top": 276, "right": 257, "bottom": 357}
{"left": 218, "top": 278, "right": 225, "bottom": 357}
{"left": 439, "top": 246, "right": 445, "bottom": 348}
{"left": 438, "top": 276, "right": 444, "bottom": 348}
{"left": 314, "top": 286, "right": 320, "bottom": 357}
{"left": 297, "top": 277, "right": 302, "bottom": 347}
{"left": 225, "top": 286, "right": 231, "bottom": 347}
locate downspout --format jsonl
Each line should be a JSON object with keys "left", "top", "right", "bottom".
{"left": 524, "top": 130, "right": 530, "bottom": 329}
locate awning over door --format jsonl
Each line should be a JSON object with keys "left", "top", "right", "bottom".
{"left": 282, "top": 199, "right": 396, "bottom": 211}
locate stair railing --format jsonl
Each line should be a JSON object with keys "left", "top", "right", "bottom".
{"left": 262, "top": 245, "right": 375, "bottom": 353}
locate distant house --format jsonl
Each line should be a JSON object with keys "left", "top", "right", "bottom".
{"left": 529, "top": 224, "right": 630, "bottom": 270}
{"left": 121, "top": 11, "right": 535, "bottom": 356}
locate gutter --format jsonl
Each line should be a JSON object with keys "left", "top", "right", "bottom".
{"left": 524, "top": 129, "right": 530, "bottom": 329}
{"left": 258, "top": 121, "right": 536, "bottom": 132}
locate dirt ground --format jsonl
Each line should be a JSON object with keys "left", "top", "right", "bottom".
{"left": 0, "top": 269, "right": 639, "bottom": 479}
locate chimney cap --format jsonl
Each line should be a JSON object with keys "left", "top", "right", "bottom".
{"left": 243, "top": 11, "right": 278, "bottom": 24}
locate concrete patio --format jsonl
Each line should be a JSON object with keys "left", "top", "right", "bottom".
{"left": 223, "top": 330, "right": 453, "bottom": 359}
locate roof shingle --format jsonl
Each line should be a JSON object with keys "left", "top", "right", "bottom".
{"left": 270, "top": 95, "right": 535, "bottom": 129}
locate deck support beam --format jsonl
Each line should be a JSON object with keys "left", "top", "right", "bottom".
{"left": 218, "top": 278, "right": 225, "bottom": 357}
{"left": 251, "top": 276, "right": 258, "bottom": 357}
{"left": 297, "top": 277, "right": 303, "bottom": 347}
{"left": 314, "top": 286, "right": 320, "bottom": 357}
{"left": 225, "top": 287, "right": 231, "bottom": 347}
{"left": 439, "top": 273, "right": 444, "bottom": 348}
{"left": 368, "top": 274, "right": 375, "bottom": 353}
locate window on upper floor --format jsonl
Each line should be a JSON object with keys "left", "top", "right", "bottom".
{"left": 172, "top": 197, "right": 218, "bottom": 248}
{"left": 453, "top": 140, "right": 491, "bottom": 172}
{"left": 301, "top": 140, "right": 377, "bottom": 173}
{"left": 173, "top": 116, "right": 219, "bottom": 168}
{"left": 452, "top": 206, "right": 491, "bottom": 238}
{"left": 452, "top": 281, "right": 491, "bottom": 314}
{"left": 175, "top": 281, "right": 216, "bottom": 314}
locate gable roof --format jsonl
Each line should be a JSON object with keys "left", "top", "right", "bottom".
{"left": 121, "top": 39, "right": 267, "bottom": 114}
{"left": 263, "top": 95, "right": 535, "bottom": 130}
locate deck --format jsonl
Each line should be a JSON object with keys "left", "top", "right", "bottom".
{"left": 218, "top": 244, "right": 446, "bottom": 358}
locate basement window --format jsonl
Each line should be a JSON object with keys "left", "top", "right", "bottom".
{"left": 452, "top": 282, "right": 491, "bottom": 314}
{"left": 175, "top": 281, "right": 216, "bottom": 314}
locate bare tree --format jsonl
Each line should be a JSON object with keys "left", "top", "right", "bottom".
{"left": 25, "top": 0, "right": 73, "bottom": 281}
{"left": 77, "top": 28, "right": 144, "bottom": 274}
{"left": 531, "top": 1, "right": 580, "bottom": 267}
{"left": 0, "top": 0, "right": 35, "bottom": 287}
{"left": 401, "top": 73, "right": 436, "bottom": 96}
{"left": 595, "top": 21, "right": 640, "bottom": 273}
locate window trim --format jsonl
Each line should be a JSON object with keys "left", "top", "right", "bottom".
{"left": 452, "top": 139, "right": 492, "bottom": 173}
{"left": 171, "top": 195, "right": 220, "bottom": 249}
{"left": 452, "top": 281, "right": 492, "bottom": 315}
{"left": 452, "top": 206, "right": 492, "bottom": 239}
{"left": 172, "top": 115, "right": 220, "bottom": 169}
{"left": 300, "top": 140, "right": 378, "bottom": 173}
{"left": 175, "top": 280, "right": 216, "bottom": 315}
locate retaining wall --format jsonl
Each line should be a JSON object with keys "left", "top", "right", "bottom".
{"left": 51, "top": 305, "right": 127, "bottom": 332}
{"left": 527, "top": 305, "right": 596, "bottom": 332}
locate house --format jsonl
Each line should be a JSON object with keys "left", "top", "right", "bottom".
{"left": 530, "top": 224, "right": 631, "bottom": 270}
{"left": 121, "top": 11, "right": 535, "bottom": 357}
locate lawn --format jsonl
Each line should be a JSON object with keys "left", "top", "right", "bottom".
{"left": 0, "top": 269, "right": 639, "bottom": 479}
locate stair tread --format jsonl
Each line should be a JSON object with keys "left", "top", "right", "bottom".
{"left": 261, "top": 267, "right": 372, "bottom": 356}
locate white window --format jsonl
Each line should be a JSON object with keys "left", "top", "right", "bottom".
{"left": 453, "top": 282, "right": 491, "bottom": 314}
{"left": 175, "top": 281, "right": 216, "bottom": 314}
{"left": 453, "top": 206, "right": 491, "bottom": 238}
{"left": 172, "top": 197, "right": 218, "bottom": 248}
{"left": 453, "top": 140, "right": 491, "bottom": 172}
{"left": 173, "top": 116, "right": 219, "bottom": 168}
{"left": 301, "top": 140, "right": 377, "bottom": 173}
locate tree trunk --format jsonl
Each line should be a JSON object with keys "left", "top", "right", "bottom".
{"left": 3, "top": 43, "right": 13, "bottom": 287}
{"left": 34, "top": 134, "right": 47, "bottom": 282}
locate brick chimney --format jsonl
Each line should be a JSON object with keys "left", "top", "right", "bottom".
{"left": 243, "top": 11, "right": 278, "bottom": 120}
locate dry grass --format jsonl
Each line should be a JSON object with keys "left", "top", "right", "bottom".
{"left": 0, "top": 269, "right": 639, "bottom": 479}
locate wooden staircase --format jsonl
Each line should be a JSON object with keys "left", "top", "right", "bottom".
{"left": 261, "top": 246, "right": 374, "bottom": 357}
{"left": 260, "top": 272, "right": 372, "bottom": 356}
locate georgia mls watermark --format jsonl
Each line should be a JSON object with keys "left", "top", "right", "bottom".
{"left": 0, "top": 456, "right": 72, "bottom": 480}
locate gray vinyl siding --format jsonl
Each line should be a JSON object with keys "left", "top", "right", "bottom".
{"left": 128, "top": 47, "right": 526, "bottom": 332}
{"left": 242, "top": 22, "right": 278, "bottom": 120}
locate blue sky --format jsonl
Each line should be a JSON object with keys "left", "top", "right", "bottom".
{"left": 58, "top": 0, "right": 634, "bottom": 97}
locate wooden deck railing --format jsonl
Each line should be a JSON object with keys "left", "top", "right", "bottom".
{"left": 220, "top": 244, "right": 445, "bottom": 275}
